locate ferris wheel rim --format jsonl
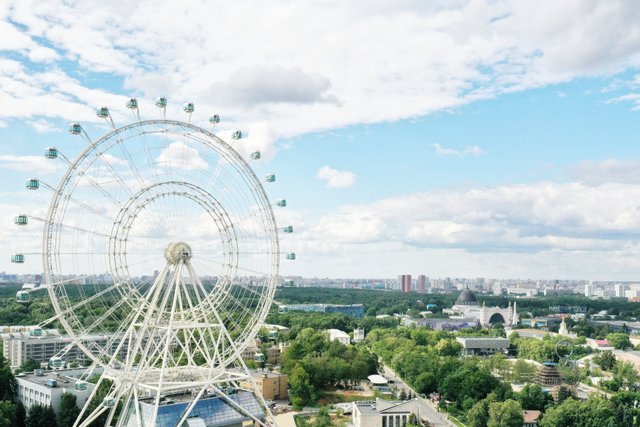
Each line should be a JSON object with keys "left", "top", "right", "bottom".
{"left": 41, "top": 118, "right": 280, "bottom": 369}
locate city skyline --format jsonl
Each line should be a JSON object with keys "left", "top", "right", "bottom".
{"left": 2, "top": 1, "right": 640, "bottom": 280}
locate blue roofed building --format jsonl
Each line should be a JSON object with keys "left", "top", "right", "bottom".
{"left": 123, "top": 390, "right": 265, "bottom": 427}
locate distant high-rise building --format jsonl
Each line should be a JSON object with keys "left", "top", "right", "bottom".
{"left": 417, "top": 275, "right": 426, "bottom": 293}
{"left": 615, "top": 283, "right": 627, "bottom": 298}
{"left": 398, "top": 274, "right": 412, "bottom": 293}
{"left": 585, "top": 283, "right": 593, "bottom": 298}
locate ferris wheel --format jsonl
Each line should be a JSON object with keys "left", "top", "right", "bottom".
{"left": 12, "top": 98, "right": 295, "bottom": 426}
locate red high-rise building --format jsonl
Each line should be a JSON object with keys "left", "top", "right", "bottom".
{"left": 398, "top": 274, "right": 412, "bottom": 293}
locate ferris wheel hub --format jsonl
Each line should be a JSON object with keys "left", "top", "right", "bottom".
{"left": 164, "top": 241, "right": 192, "bottom": 264}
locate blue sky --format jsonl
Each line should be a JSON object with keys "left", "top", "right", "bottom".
{"left": 2, "top": 1, "right": 640, "bottom": 280}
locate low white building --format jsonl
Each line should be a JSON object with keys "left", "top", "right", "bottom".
{"left": 327, "top": 329, "right": 350, "bottom": 345}
{"left": 352, "top": 398, "right": 431, "bottom": 427}
{"left": 16, "top": 368, "right": 97, "bottom": 413}
{"left": 353, "top": 328, "right": 365, "bottom": 343}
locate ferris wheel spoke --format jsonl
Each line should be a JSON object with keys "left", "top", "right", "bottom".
{"left": 80, "top": 295, "right": 132, "bottom": 335}
{"left": 42, "top": 281, "right": 127, "bottom": 327}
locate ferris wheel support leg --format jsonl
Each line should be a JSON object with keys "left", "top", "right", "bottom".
{"left": 183, "top": 262, "right": 279, "bottom": 426}
{"left": 234, "top": 353, "right": 279, "bottom": 425}
{"left": 148, "top": 262, "right": 184, "bottom": 427}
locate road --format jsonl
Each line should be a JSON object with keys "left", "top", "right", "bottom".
{"left": 382, "top": 365, "right": 457, "bottom": 427}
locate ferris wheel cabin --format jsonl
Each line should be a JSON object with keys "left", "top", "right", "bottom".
{"left": 183, "top": 102, "right": 195, "bottom": 113}
{"left": 11, "top": 253, "right": 25, "bottom": 263}
{"left": 14, "top": 215, "right": 28, "bottom": 225}
{"left": 126, "top": 98, "right": 138, "bottom": 109}
{"left": 29, "top": 328, "right": 43, "bottom": 337}
{"left": 16, "top": 291, "right": 30, "bottom": 303}
{"left": 74, "top": 381, "right": 88, "bottom": 391}
{"left": 45, "top": 147, "right": 58, "bottom": 159}
{"left": 96, "top": 107, "right": 110, "bottom": 118}
{"left": 49, "top": 356, "right": 64, "bottom": 369}
{"left": 68, "top": 123, "right": 82, "bottom": 135}
{"left": 26, "top": 179, "right": 39, "bottom": 190}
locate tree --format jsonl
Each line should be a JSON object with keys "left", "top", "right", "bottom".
{"left": 555, "top": 385, "right": 574, "bottom": 404}
{"left": 16, "top": 402, "right": 26, "bottom": 427}
{"left": 26, "top": 404, "right": 57, "bottom": 427}
{"left": 312, "top": 407, "right": 333, "bottom": 427}
{"left": 17, "top": 360, "right": 40, "bottom": 374}
{"left": 0, "top": 355, "right": 17, "bottom": 402}
{"left": 518, "top": 384, "right": 550, "bottom": 411}
{"left": 593, "top": 351, "right": 616, "bottom": 371}
{"left": 612, "top": 361, "right": 639, "bottom": 391}
{"left": 0, "top": 401, "right": 17, "bottom": 427}
{"left": 414, "top": 371, "right": 437, "bottom": 395}
{"left": 510, "top": 359, "right": 537, "bottom": 383}
{"left": 58, "top": 393, "right": 80, "bottom": 427}
{"left": 488, "top": 400, "right": 523, "bottom": 427}
{"left": 467, "top": 399, "right": 491, "bottom": 427}
{"left": 606, "top": 333, "right": 631, "bottom": 350}
{"left": 539, "top": 397, "right": 618, "bottom": 427}
{"left": 289, "top": 365, "right": 313, "bottom": 410}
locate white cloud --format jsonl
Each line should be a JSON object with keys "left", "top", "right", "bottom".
{"left": 570, "top": 159, "right": 640, "bottom": 184}
{"left": 156, "top": 141, "right": 208, "bottom": 170}
{"left": 316, "top": 166, "right": 356, "bottom": 188}
{"left": 1, "top": 0, "right": 640, "bottom": 138}
{"left": 279, "top": 166, "right": 640, "bottom": 278}
{"left": 433, "top": 143, "right": 485, "bottom": 157}
{"left": 28, "top": 118, "right": 59, "bottom": 133}
{"left": 0, "top": 154, "right": 58, "bottom": 174}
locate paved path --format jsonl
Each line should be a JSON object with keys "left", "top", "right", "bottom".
{"left": 273, "top": 412, "right": 297, "bottom": 427}
{"left": 382, "top": 365, "right": 456, "bottom": 427}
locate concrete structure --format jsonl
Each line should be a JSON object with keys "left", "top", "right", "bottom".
{"left": 16, "top": 368, "right": 97, "bottom": 413}
{"left": 242, "top": 372, "right": 288, "bottom": 400}
{"left": 278, "top": 303, "right": 365, "bottom": 318}
{"left": 353, "top": 328, "right": 365, "bottom": 343}
{"left": 523, "top": 410, "right": 541, "bottom": 427}
{"left": 456, "top": 337, "right": 510, "bottom": 356}
{"left": 590, "top": 320, "right": 640, "bottom": 334}
{"left": 537, "top": 363, "right": 562, "bottom": 387}
{"left": 327, "top": 329, "right": 351, "bottom": 345}
{"left": 266, "top": 345, "right": 281, "bottom": 366}
{"left": 614, "top": 351, "right": 640, "bottom": 373}
{"left": 443, "top": 287, "right": 518, "bottom": 327}
{"left": 1, "top": 328, "right": 127, "bottom": 369}
{"left": 352, "top": 398, "right": 432, "bottom": 427}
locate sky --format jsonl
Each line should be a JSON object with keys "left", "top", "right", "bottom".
{"left": 2, "top": 0, "right": 640, "bottom": 280}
